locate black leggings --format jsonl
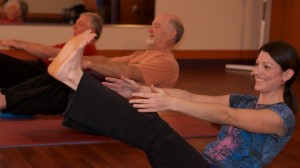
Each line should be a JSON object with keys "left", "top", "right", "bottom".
{"left": 1, "top": 73, "right": 70, "bottom": 115}
{"left": 0, "top": 53, "right": 47, "bottom": 88}
{"left": 62, "top": 73, "right": 211, "bottom": 168}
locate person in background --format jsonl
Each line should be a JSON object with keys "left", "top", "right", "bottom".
{"left": 80, "top": 13, "right": 183, "bottom": 88}
{"left": 48, "top": 30, "right": 299, "bottom": 168}
{"left": 0, "top": 0, "right": 8, "bottom": 19}
{"left": 0, "top": 0, "right": 28, "bottom": 24}
{"left": 0, "top": 12, "right": 102, "bottom": 88}
{"left": 0, "top": 12, "right": 102, "bottom": 116}
{"left": 0, "top": 13, "right": 184, "bottom": 116}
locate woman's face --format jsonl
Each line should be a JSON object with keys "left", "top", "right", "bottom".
{"left": 252, "top": 51, "right": 287, "bottom": 93}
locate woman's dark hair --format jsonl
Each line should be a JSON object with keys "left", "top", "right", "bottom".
{"left": 259, "top": 41, "right": 300, "bottom": 115}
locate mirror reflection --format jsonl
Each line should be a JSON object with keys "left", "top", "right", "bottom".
{"left": 0, "top": 0, "right": 29, "bottom": 24}
{"left": 23, "top": 0, "right": 155, "bottom": 25}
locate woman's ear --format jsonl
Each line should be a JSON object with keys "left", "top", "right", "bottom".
{"left": 283, "top": 69, "right": 294, "bottom": 81}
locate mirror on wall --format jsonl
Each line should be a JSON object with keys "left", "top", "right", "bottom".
{"left": 24, "top": 0, "right": 155, "bottom": 25}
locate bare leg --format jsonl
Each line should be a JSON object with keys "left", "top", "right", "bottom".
{"left": 48, "top": 30, "right": 96, "bottom": 90}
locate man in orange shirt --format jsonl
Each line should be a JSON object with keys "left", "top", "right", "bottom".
{"left": 80, "top": 13, "right": 183, "bottom": 88}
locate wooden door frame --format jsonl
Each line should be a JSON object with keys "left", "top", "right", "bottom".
{"left": 269, "top": 0, "right": 300, "bottom": 51}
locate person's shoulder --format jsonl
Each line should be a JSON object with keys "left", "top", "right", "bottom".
{"left": 0, "top": 18, "right": 23, "bottom": 24}
{"left": 267, "top": 103, "right": 296, "bottom": 135}
{"left": 147, "top": 50, "right": 175, "bottom": 60}
{"left": 84, "top": 43, "right": 97, "bottom": 50}
{"left": 83, "top": 44, "right": 97, "bottom": 55}
{"left": 231, "top": 94, "right": 257, "bottom": 101}
{"left": 230, "top": 94, "right": 257, "bottom": 107}
{"left": 267, "top": 103, "right": 294, "bottom": 116}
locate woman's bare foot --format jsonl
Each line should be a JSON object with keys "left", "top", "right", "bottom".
{"left": 48, "top": 30, "right": 96, "bottom": 90}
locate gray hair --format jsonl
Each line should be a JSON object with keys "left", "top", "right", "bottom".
{"left": 80, "top": 12, "right": 103, "bottom": 41}
{"left": 170, "top": 18, "right": 184, "bottom": 44}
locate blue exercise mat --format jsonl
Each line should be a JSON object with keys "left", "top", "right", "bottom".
{"left": 0, "top": 111, "right": 33, "bottom": 119}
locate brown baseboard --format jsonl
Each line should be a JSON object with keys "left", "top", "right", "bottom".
{"left": 173, "top": 50, "right": 258, "bottom": 59}
{"left": 97, "top": 49, "right": 258, "bottom": 60}
{"left": 177, "top": 59, "right": 255, "bottom": 69}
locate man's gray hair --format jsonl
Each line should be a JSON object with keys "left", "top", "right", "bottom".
{"left": 81, "top": 12, "right": 103, "bottom": 41}
{"left": 170, "top": 17, "right": 184, "bottom": 44}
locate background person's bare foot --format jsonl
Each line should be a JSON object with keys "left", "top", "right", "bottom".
{"left": 48, "top": 30, "right": 96, "bottom": 90}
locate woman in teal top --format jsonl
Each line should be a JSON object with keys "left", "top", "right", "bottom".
{"left": 47, "top": 31, "right": 299, "bottom": 168}
{"left": 202, "top": 94, "right": 295, "bottom": 167}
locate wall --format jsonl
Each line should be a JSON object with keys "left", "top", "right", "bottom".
{"left": 269, "top": 0, "right": 300, "bottom": 52}
{"left": 156, "top": 0, "right": 271, "bottom": 50}
{"left": 0, "top": 24, "right": 149, "bottom": 50}
{"left": 26, "top": 0, "right": 83, "bottom": 13}
{"left": 0, "top": 0, "right": 272, "bottom": 57}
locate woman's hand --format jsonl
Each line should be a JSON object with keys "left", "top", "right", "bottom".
{"left": 102, "top": 76, "right": 140, "bottom": 99}
{"left": 129, "top": 85, "right": 173, "bottom": 112}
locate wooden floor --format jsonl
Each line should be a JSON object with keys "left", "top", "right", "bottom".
{"left": 0, "top": 63, "right": 299, "bottom": 168}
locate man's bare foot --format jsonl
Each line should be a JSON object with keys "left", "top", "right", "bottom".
{"left": 48, "top": 29, "right": 96, "bottom": 90}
